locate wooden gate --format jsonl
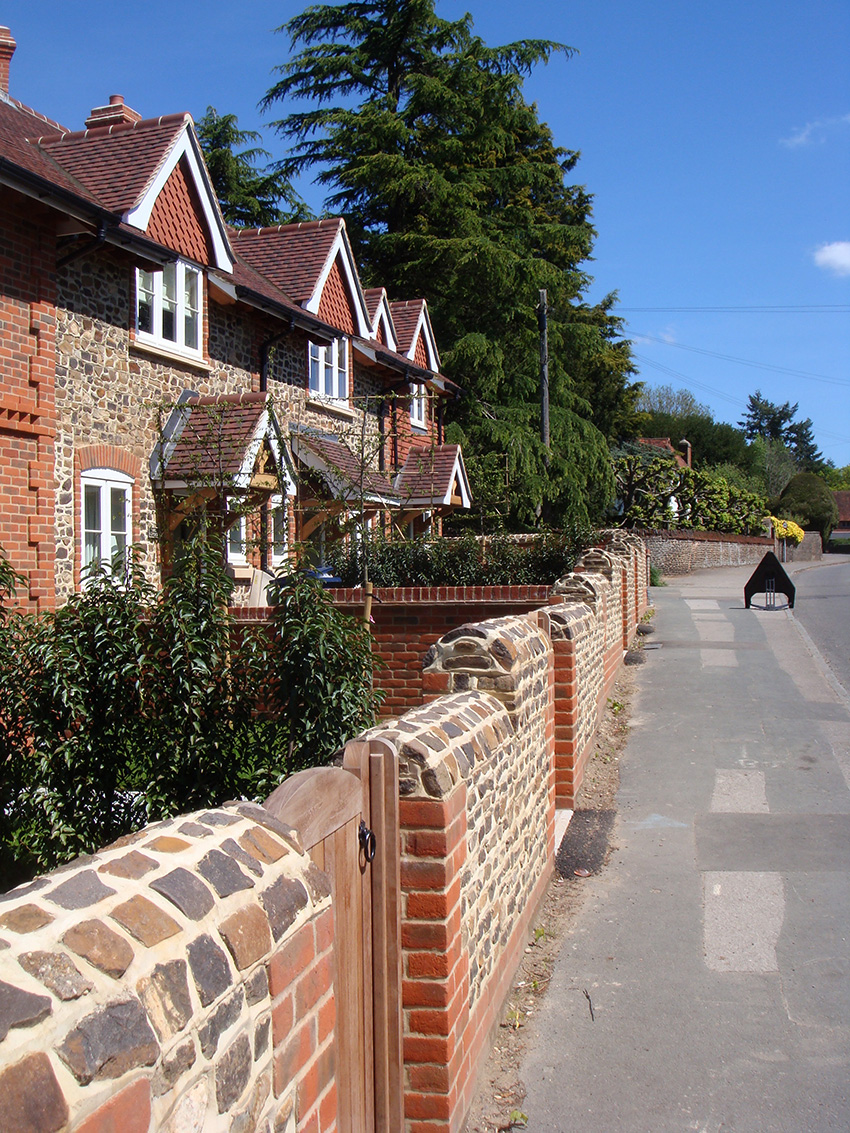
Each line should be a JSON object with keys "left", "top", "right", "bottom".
{"left": 264, "top": 738, "right": 403, "bottom": 1133}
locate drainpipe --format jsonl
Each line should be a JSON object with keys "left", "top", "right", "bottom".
{"left": 56, "top": 220, "right": 108, "bottom": 268}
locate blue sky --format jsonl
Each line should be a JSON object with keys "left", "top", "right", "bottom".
{"left": 7, "top": 1, "right": 849, "bottom": 462}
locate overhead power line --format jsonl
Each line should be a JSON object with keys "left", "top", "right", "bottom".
{"left": 634, "top": 332, "right": 850, "bottom": 388}
{"left": 620, "top": 305, "right": 850, "bottom": 313}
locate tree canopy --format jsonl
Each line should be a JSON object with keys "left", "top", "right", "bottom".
{"left": 263, "top": 0, "right": 640, "bottom": 528}
{"left": 739, "top": 389, "right": 825, "bottom": 472}
{"left": 196, "top": 107, "right": 309, "bottom": 227}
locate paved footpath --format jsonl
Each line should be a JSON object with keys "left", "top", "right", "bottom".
{"left": 521, "top": 562, "right": 850, "bottom": 1132}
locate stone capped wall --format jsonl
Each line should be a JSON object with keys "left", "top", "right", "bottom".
{"left": 0, "top": 805, "right": 335, "bottom": 1133}
{"left": 642, "top": 529, "right": 773, "bottom": 575}
{"left": 358, "top": 612, "right": 555, "bottom": 1131}
{"left": 547, "top": 601, "right": 604, "bottom": 806}
{"left": 328, "top": 586, "right": 555, "bottom": 716}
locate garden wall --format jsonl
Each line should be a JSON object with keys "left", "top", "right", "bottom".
{"left": 0, "top": 538, "right": 648, "bottom": 1133}
{"left": 0, "top": 804, "right": 335, "bottom": 1133}
{"left": 642, "top": 529, "right": 773, "bottom": 575}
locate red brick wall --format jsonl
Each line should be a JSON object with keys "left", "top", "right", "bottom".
{"left": 329, "top": 587, "right": 554, "bottom": 716}
{"left": 0, "top": 189, "right": 57, "bottom": 611}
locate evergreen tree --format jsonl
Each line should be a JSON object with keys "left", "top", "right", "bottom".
{"left": 196, "top": 107, "right": 309, "bottom": 228}
{"left": 739, "top": 389, "right": 825, "bottom": 472}
{"left": 263, "top": 1, "right": 638, "bottom": 527}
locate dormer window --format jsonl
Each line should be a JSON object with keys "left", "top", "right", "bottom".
{"left": 309, "top": 338, "right": 349, "bottom": 404}
{"left": 136, "top": 262, "right": 202, "bottom": 356}
{"left": 410, "top": 382, "right": 427, "bottom": 429}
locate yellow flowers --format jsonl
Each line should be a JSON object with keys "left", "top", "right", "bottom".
{"left": 770, "top": 516, "right": 805, "bottom": 545}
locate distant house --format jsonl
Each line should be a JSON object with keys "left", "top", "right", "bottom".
{"left": 833, "top": 491, "right": 850, "bottom": 533}
{"left": 636, "top": 437, "right": 691, "bottom": 468}
{"left": 0, "top": 26, "right": 470, "bottom": 611}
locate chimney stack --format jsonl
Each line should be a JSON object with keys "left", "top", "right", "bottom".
{"left": 85, "top": 94, "right": 141, "bottom": 129}
{"left": 0, "top": 27, "right": 16, "bottom": 94}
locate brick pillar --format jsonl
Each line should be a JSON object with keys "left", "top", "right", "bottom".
{"left": 400, "top": 787, "right": 469, "bottom": 1133}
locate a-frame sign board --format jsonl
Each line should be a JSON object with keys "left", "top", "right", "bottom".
{"left": 744, "top": 551, "right": 796, "bottom": 609}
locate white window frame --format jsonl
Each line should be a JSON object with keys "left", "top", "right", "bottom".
{"left": 270, "top": 494, "right": 289, "bottom": 570}
{"left": 136, "top": 260, "right": 203, "bottom": 357}
{"left": 80, "top": 469, "right": 133, "bottom": 585}
{"left": 226, "top": 511, "right": 248, "bottom": 566}
{"left": 410, "top": 382, "right": 427, "bottom": 429}
{"left": 309, "top": 338, "right": 349, "bottom": 404}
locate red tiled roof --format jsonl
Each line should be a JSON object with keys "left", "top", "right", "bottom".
{"left": 395, "top": 444, "right": 469, "bottom": 508}
{"left": 229, "top": 219, "right": 342, "bottom": 305}
{"left": 834, "top": 491, "right": 850, "bottom": 523}
{"left": 35, "top": 114, "right": 188, "bottom": 214}
{"left": 362, "top": 287, "right": 385, "bottom": 322}
{"left": 162, "top": 392, "right": 269, "bottom": 486}
{"left": 637, "top": 437, "right": 688, "bottom": 468}
{"left": 389, "top": 299, "right": 423, "bottom": 356}
{"left": 292, "top": 430, "right": 396, "bottom": 503}
{"left": 0, "top": 96, "right": 92, "bottom": 202}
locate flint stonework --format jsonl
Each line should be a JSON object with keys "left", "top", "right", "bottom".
{"left": 0, "top": 980, "right": 52, "bottom": 1040}
{"left": 18, "top": 950, "right": 94, "bottom": 1001}
{"left": 260, "top": 877, "right": 309, "bottom": 942}
{"left": 198, "top": 849, "right": 255, "bottom": 898}
{"left": 137, "top": 959, "right": 192, "bottom": 1041}
{"left": 47, "top": 870, "right": 115, "bottom": 910}
{"left": 0, "top": 1052, "right": 69, "bottom": 1133}
{"left": 62, "top": 919, "right": 134, "bottom": 979}
{"left": 187, "top": 934, "right": 233, "bottom": 1007}
{"left": 150, "top": 868, "right": 215, "bottom": 920}
{"left": 215, "top": 1033, "right": 252, "bottom": 1113}
{"left": 58, "top": 998, "right": 160, "bottom": 1083}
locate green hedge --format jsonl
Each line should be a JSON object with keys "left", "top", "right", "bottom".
{"left": 325, "top": 528, "right": 594, "bottom": 588}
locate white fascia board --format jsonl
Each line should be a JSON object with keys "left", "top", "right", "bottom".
{"left": 233, "top": 407, "right": 296, "bottom": 495}
{"left": 408, "top": 303, "right": 440, "bottom": 371}
{"left": 450, "top": 448, "right": 472, "bottom": 507}
{"left": 124, "top": 123, "right": 234, "bottom": 272}
{"left": 375, "top": 295, "right": 398, "bottom": 352}
{"left": 305, "top": 223, "right": 372, "bottom": 337}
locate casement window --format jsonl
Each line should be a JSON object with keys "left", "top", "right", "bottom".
{"left": 309, "top": 338, "right": 349, "bottom": 403}
{"left": 270, "top": 495, "right": 288, "bottom": 570}
{"left": 227, "top": 513, "right": 248, "bottom": 565}
{"left": 136, "top": 261, "right": 202, "bottom": 355}
{"left": 410, "top": 382, "right": 427, "bottom": 428}
{"left": 81, "top": 469, "right": 132, "bottom": 582}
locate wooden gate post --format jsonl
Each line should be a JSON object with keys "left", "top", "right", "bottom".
{"left": 344, "top": 738, "right": 404, "bottom": 1131}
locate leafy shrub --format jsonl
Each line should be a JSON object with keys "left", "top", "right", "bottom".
{"left": 775, "top": 473, "right": 838, "bottom": 543}
{"left": 325, "top": 528, "right": 593, "bottom": 588}
{"left": 0, "top": 537, "right": 381, "bottom": 887}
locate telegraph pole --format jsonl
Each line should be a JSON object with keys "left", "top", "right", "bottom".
{"left": 538, "top": 289, "right": 550, "bottom": 467}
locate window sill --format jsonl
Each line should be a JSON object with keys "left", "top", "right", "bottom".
{"left": 306, "top": 396, "right": 357, "bottom": 420}
{"left": 131, "top": 337, "right": 211, "bottom": 372}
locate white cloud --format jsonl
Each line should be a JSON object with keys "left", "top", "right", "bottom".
{"left": 813, "top": 242, "right": 850, "bottom": 277}
{"left": 781, "top": 113, "right": 850, "bottom": 147}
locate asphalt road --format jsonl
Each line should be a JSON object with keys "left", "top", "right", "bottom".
{"left": 521, "top": 562, "right": 850, "bottom": 1132}
{"left": 792, "top": 554, "right": 850, "bottom": 698}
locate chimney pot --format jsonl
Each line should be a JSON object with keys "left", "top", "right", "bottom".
{"left": 0, "top": 27, "right": 16, "bottom": 95}
{"left": 85, "top": 94, "right": 141, "bottom": 129}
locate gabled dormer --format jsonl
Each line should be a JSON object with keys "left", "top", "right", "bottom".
{"left": 389, "top": 299, "right": 440, "bottom": 372}
{"left": 362, "top": 287, "right": 398, "bottom": 351}
{"left": 36, "top": 102, "right": 234, "bottom": 273}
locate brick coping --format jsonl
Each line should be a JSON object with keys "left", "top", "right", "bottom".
{"left": 230, "top": 585, "right": 555, "bottom": 618}
{"left": 639, "top": 529, "right": 771, "bottom": 545}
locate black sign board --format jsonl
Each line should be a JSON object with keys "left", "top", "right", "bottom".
{"left": 744, "top": 552, "right": 795, "bottom": 609}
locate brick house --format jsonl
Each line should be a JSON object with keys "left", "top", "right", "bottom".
{"left": 0, "top": 26, "right": 469, "bottom": 612}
